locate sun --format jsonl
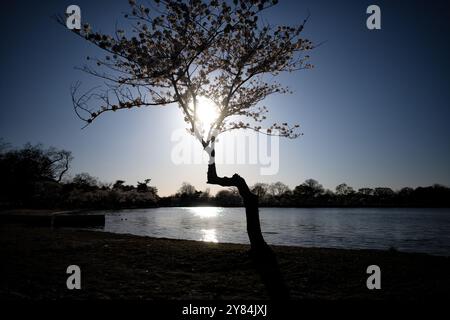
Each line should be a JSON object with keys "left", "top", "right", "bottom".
{"left": 194, "top": 96, "right": 220, "bottom": 129}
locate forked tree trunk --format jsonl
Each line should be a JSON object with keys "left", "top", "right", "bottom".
{"left": 207, "top": 159, "right": 289, "bottom": 300}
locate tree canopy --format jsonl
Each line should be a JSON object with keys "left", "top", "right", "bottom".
{"left": 63, "top": 0, "right": 313, "bottom": 150}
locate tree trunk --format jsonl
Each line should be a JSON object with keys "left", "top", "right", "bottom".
{"left": 207, "top": 160, "right": 289, "bottom": 300}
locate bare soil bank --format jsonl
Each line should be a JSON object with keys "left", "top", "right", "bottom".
{"left": 1, "top": 224, "right": 449, "bottom": 300}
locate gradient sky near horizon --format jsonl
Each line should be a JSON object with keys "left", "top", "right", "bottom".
{"left": 1, "top": 0, "right": 449, "bottom": 196}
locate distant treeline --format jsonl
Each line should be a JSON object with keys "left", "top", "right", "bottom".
{"left": 1, "top": 141, "right": 449, "bottom": 210}
{"left": 161, "top": 181, "right": 450, "bottom": 208}
{"left": 0, "top": 141, "right": 158, "bottom": 210}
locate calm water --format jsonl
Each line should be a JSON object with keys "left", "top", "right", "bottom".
{"left": 95, "top": 207, "right": 450, "bottom": 256}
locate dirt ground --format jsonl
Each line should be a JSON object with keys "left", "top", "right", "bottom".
{"left": 1, "top": 224, "right": 449, "bottom": 300}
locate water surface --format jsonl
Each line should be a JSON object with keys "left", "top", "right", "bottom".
{"left": 95, "top": 207, "right": 450, "bottom": 255}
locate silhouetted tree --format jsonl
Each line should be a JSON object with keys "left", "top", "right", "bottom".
{"left": 137, "top": 178, "right": 152, "bottom": 192}
{"left": 215, "top": 188, "right": 242, "bottom": 206}
{"left": 113, "top": 180, "right": 126, "bottom": 190}
{"left": 173, "top": 182, "right": 201, "bottom": 205}
{"left": 399, "top": 187, "right": 414, "bottom": 196}
{"left": 198, "top": 188, "right": 212, "bottom": 204}
{"left": 72, "top": 172, "right": 99, "bottom": 191}
{"left": 335, "top": 183, "right": 354, "bottom": 196}
{"left": 0, "top": 142, "right": 72, "bottom": 206}
{"left": 268, "top": 181, "right": 290, "bottom": 197}
{"left": 293, "top": 179, "right": 324, "bottom": 205}
{"left": 412, "top": 184, "right": 450, "bottom": 207}
{"left": 48, "top": 149, "right": 73, "bottom": 182}
{"left": 62, "top": 0, "right": 313, "bottom": 299}
{"left": 177, "top": 182, "right": 197, "bottom": 196}
{"left": 251, "top": 183, "right": 269, "bottom": 199}
{"left": 374, "top": 187, "right": 394, "bottom": 197}
{"left": 358, "top": 188, "right": 374, "bottom": 196}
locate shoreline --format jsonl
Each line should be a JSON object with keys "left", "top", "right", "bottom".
{"left": 2, "top": 208, "right": 449, "bottom": 257}
{"left": 2, "top": 224, "right": 450, "bottom": 300}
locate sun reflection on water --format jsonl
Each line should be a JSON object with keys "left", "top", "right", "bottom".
{"left": 189, "top": 207, "right": 222, "bottom": 219}
{"left": 201, "top": 229, "right": 218, "bottom": 243}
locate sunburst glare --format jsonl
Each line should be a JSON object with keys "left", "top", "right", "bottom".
{"left": 194, "top": 96, "right": 220, "bottom": 129}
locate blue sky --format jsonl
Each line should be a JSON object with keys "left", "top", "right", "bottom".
{"left": 1, "top": 0, "right": 449, "bottom": 195}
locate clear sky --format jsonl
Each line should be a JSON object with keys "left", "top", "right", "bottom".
{"left": 1, "top": 0, "right": 449, "bottom": 196}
